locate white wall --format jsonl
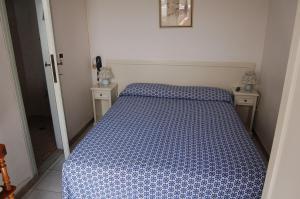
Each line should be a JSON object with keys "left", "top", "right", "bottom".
{"left": 255, "top": 0, "right": 298, "bottom": 153}
{"left": 50, "top": 0, "right": 93, "bottom": 140}
{"left": 262, "top": 1, "right": 300, "bottom": 197}
{"left": 0, "top": 6, "right": 35, "bottom": 190}
{"left": 86, "top": 0, "right": 269, "bottom": 84}
{"left": 265, "top": 74, "right": 300, "bottom": 197}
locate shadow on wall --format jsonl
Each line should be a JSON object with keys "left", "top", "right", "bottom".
{"left": 254, "top": 0, "right": 298, "bottom": 154}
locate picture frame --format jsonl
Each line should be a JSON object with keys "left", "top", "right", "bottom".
{"left": 159, "top": 0, "right": 193, "bottom": 28}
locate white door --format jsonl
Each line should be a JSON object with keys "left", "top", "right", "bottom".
{"left": 35, "top": 0, "right": 62, "bottom": 151}
{"left": 35, "top": 0, "right": 70, "bottom": 158}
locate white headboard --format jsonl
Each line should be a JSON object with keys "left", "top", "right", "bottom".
{"left": 107, "top": 60, "right": 256, "bottom": 93}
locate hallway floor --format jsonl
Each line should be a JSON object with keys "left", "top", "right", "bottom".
{"left": 28, "top": 116, "right": 57, "bottom": 168}
{"left": 22, "top": 123, "right": 93, "bottom": 199}
{"left": 22, "top": 154, "right": 64, "bottom": 199}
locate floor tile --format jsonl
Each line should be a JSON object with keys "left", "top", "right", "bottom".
{"left": 49, "top": 155, "right": 65, "bottom": 172}
{"left": 23, "top": 190, "right": 61, "bottom": 199}
{"left": 35, "top": 170, "right": 62, "bottom": 193}
{"left": 21, "top": 123, "right": 92, "bottom": 198}
{"left": 21, "top": 189, "right": 33, "bottom": 199}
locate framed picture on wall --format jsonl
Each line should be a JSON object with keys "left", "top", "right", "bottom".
{"left": 159, "top": 0, "right": 193, "bottom": 27}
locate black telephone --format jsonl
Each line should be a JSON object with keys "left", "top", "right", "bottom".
{"left": 235, "top": 87, "right": 241, "bottom": 92}
{"left": 96, "top": 56, "right": 102, "bottom": 82}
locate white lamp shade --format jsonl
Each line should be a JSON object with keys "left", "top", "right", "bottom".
{"left": 241, "top": 71, "right": 257, "bottom": 85}
{"left": 99, "top": 68, "right": 113, "bottom": 80}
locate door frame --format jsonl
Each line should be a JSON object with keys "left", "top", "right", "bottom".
{"left": 0, "top": 0, "right": 37, "bottom": 175}
{"left": 0, "top": 0, "right": 70, "bottom": 176}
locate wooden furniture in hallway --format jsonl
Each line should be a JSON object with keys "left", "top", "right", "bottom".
{"left": 0, "top": 144, "right": 15, "bottom": 199}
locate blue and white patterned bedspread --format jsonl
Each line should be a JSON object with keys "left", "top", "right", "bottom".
{"left": 62, "top": 84, "right": 266, "bottom": 199}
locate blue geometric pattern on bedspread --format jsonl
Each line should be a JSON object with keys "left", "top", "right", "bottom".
{"left": 62, "top": 85, "right": 266, "bottom": 199}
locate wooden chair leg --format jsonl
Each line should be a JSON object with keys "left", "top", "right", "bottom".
{"left": 0, "top": 144, "right": 15, "bottom": 199}
{"left": 8, "top": 194, "right": 15, "bottom": 199}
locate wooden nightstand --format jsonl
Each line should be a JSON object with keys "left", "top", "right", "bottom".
{"left": 91, "top": 83, "right": 118, "bottom": 125}
{"left": 232, "top": 88, "right": 259, "bottom": 134}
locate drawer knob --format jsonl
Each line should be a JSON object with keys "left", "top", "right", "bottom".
{"left": 100, "top": 94, "right": 102, "bottom": 96}
{"left": 244, "top": 99, "right": 247, "bottom": 102}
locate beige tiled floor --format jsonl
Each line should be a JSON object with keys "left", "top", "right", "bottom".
{"left": 22, "top": 123, "right": 93, "bottom": 199}
{"left": 22, "top": 154, "right": 65, "bottom": 199}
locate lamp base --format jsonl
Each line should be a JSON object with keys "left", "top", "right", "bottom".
{"left": 244, "top": 84, "right": 254, "bottom": 92}
{"left": 100, "top": 79, "right": 110, "bottom": 86}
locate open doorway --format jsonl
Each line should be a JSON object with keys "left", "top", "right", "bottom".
{"left": 5, "top": 0, "right": 61, "bottom": 169}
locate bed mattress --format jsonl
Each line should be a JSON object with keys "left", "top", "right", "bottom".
{"left": 62, "top": 84, "right": 266, "bottom": 199}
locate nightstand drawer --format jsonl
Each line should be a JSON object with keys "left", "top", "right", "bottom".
{"left": 235, "top": 96, "right": 255, "bottom": 105}
{"left": 94, "top": 91, "right": 110, "bottom": 99}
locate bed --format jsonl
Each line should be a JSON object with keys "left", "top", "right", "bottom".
{"left": 62, "top": 83, "right": 266, "bottom": 199}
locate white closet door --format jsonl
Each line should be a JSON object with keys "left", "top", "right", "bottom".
{"left": 40, "top": 0, "right": 70, "bottom": 158}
